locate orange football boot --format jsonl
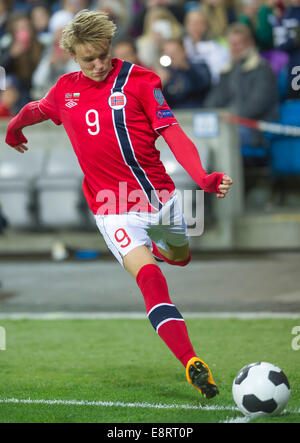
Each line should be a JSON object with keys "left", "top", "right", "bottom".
{"left": 186, "top": 357, "right": 219, "bottom": 399}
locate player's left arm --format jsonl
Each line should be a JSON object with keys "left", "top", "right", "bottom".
{"left": 159, "top": 124, "right": 233, "bottom": 198}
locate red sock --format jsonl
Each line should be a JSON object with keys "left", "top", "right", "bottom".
{"left": 151, "top": 242, "right": 191, "bottom": 267}
{"left": 136, "top": 263, "right": 196, "bottom": 367}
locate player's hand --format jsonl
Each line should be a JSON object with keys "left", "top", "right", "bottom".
{"left": 11, "top": 144, "right": 29, "bottom": 154}
{"left": 5, "top": 123, "right": 28, "bottom": 152}
{"left": 217, "top": 174, "right": 233, "bottom": 198}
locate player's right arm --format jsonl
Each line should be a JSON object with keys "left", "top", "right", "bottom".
{"left": 5, "top": 101, "right": 49, "bottom": 153}
{"left": 5, "top": 80, "right": 62, "bottom": 153}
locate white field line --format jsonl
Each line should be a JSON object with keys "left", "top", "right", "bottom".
{"left": 0, "top": 312, "right": 299, "bottom": 320}
{"left": 0, "top": 398, "right": 298, "bottom": 420}
{"left": 0, "top": 397, "right": 238, "bottom": 412}
{"left": 220, "top": 408, "right": 300, "bottom": 423}
{"left": 220, "top": 416, "right": 251, "bottom": 423}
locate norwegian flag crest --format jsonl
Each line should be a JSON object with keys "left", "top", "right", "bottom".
{"left": 108, "top": 92, "right": 127, "bottom": 110}
{"left": 110, "top": 95, "right": 124, "bottom": 106}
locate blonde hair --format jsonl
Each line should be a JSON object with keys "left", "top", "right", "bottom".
{"left": 60, "top": 9, "right": 117, "bottom": 55}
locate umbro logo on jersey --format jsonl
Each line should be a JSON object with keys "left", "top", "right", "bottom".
{"left": 108, "top": 92, "right": 127, "bottom": 110}
{"left": 65, "top": 100, "right": 78, "bottom": 108}
{"left": 65, "top": 92, "right": 80, "bottom": 108}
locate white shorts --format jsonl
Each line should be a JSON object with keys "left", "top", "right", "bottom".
{"left": 94, "top": 191, "right": 189, "bottom": 266}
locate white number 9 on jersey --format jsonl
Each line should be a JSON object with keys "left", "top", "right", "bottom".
{"left": 86, "top": 109, "right": 100, "bottom": 135}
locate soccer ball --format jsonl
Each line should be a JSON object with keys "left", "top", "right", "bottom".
{"left": 232, "top": 362, "right": 291, "bottom": 418}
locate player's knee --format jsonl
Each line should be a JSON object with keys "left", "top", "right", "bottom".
{"left": 181, "top": 254, "right": 191, "bottom": 266}
{"left": 171, "top": 250, "right": 191, "bottom": 266}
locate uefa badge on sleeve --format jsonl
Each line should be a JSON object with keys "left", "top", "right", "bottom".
{"left": 108, "top": 92, "right": 127, "bottom": 110}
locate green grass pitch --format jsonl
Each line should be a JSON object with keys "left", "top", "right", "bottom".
{"left": 0, "top": 318, "right": 299, "bottom": 423}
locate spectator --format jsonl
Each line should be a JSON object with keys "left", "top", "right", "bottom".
{"left": 130, "top": 0, "right": 185, "bottom": 37}
{"left": 239, "top": 0, "right": 288, "bottom": 86}
{"left": 183, "top": 8, "right": 230, "bottom": 83}
{"left": 112, "top": 38, "right": 144, "bottom": 66}
{"left": 0, "top": 0, "right": 10, "bottom": 38}
{"left": 136, "top": 6, "right": 183, "bottom": 68}
{"left": 30, "top": 2, "right": 52, "bottom": 46}
{"left": 94, "top": 0, "right": 129, "bottom": 39}
{"left": 273, "top": 0, "right": 300, "bottom": 98}
{"left": 32, "top": 20, "right": 78, "bottom": 98}
{"left": 205, "top": 23, "right": 279, "bottom": 146}
{"left": 0, "top": 12, "right": 43, "bottom": 110}
{"left": 48, "top": 0, "right": 88, "bottom": 34}
{"left": 0, "top": 75, "right": 20, "bottom": 116}
{"left": 157, "top": 38, "right": 211, "bottom": 108}
{"left": 201, "top": 0, "right": 240, "bottom": 39}
{"left": 12, "top": 1, "right": 40, "bottom": 13}
{"left": 238, "top": 0, "right": 276, "bottom": 50}
{"left": 129, "top": 0, "right": 144, "bottom": 37}
{"left": 267, "top": 0, "right": 285, "bottom": 18}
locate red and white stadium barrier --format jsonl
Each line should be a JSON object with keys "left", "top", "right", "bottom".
{"left": 221, "top": 113, "right": 300, "bottom": 137}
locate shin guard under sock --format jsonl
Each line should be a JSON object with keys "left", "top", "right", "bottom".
{"left": 136, "top": 263, "right": 196, "bottom": 367}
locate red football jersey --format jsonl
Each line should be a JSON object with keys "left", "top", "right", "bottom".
{"left": 38, "top": 58, "right": 178, "bottom": 214}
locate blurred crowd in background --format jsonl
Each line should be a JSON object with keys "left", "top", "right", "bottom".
{"left": 0, "top": 0, "right": 299, "bottom": 117}
{"left": 0, "top": 0, "right": 300, "bottom": 233}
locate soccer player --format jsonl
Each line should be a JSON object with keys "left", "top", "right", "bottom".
{"left": 5, "top": 10, "right": 233, "bottom": 399}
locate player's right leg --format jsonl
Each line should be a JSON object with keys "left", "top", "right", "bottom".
{"left": 147, "top": 191, "right": 192, "bottom": 266}
{"left": 151, "top": 241, "right": 191, "bottom": 266}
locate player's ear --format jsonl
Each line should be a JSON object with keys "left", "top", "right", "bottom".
{"left": 71, "top": 53, "right": 77, "bottom": 63}
{"left": 71, "top": 46, "right": 78, "bottom": 63}
{"left": 106, "top": 40, "right": 112, "bottom": 57}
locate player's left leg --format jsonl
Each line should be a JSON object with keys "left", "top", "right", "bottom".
{"left": 123, "top": 245, "right": 197, "bottom": 368}
{"left": 123, "top": 246, "right": 218, "bottom": 399}
{"left": 94, "top": 210, "right": 218, "bottom": 398}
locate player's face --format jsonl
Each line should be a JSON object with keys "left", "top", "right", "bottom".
{"left": 73, "top": 41, "right": 112, "bottom": 82}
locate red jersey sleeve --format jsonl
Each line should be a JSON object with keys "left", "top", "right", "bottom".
{"left": 137, "top": 70, "right": 178, "bottom": 132}
{"left": 38, "top": 81, "right": 62, "bottom": 126}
